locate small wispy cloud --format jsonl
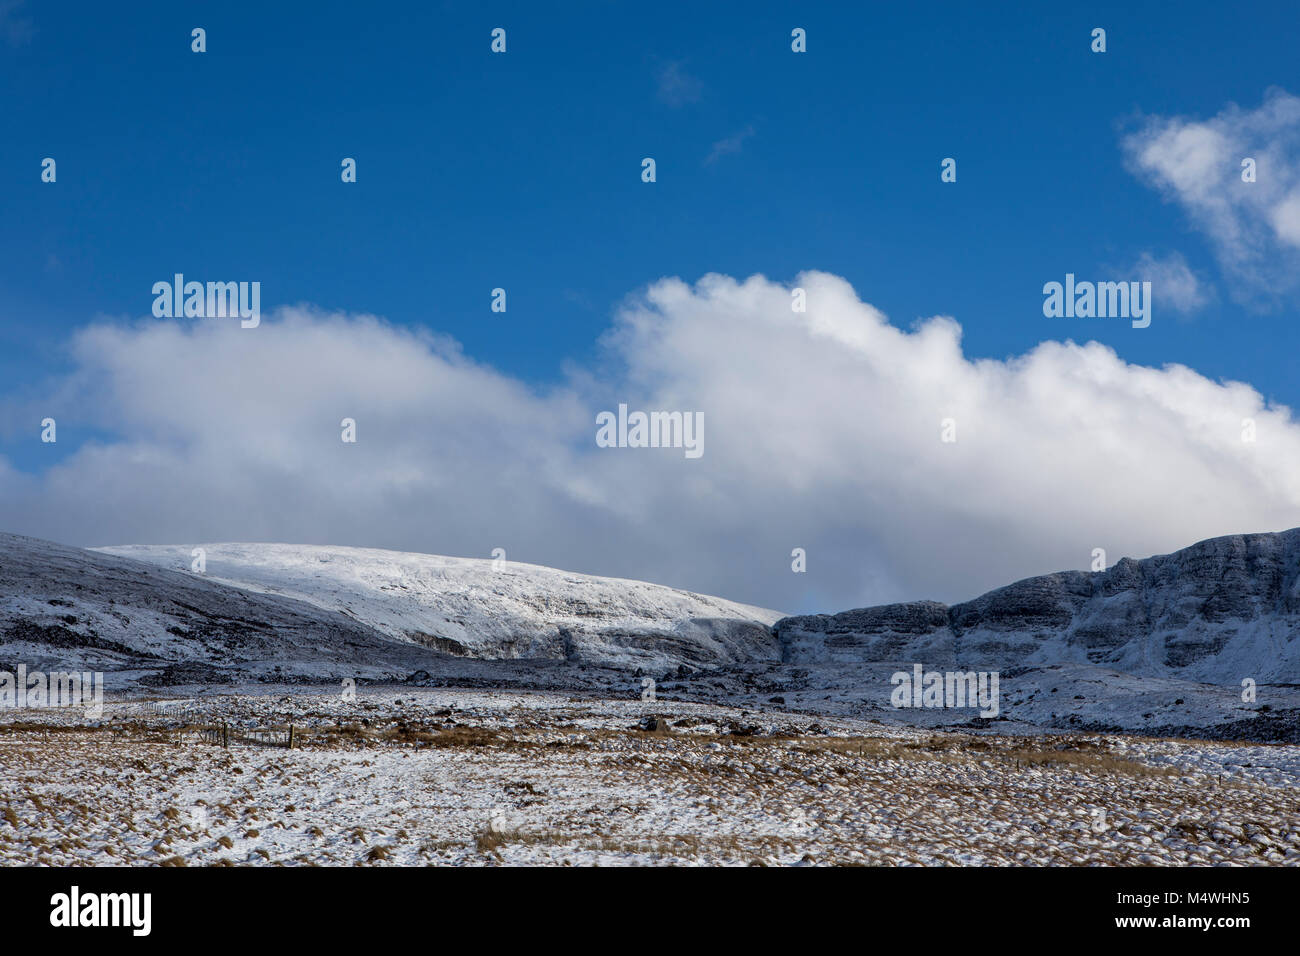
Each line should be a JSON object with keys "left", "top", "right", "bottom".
{"left": 0, "top": 0, "right": 34, "bottom": 46}
{"left": 656, "top": 61, "right": 702, "bottom": 107}
{"left": 1122, "top": 88, "right": 1300, "bottom": 306}
{"left": 1132, "top": 251, "right": 1213, "bottom": 314}
{"left": 705, "top": 125, "right": 756, "bottom": 165}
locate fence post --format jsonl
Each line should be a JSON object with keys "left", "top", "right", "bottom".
{"left": 222, "top": 722, "right": 229, "bottom": 748}
{"left": 289, "top": 724, "right": 296, "bottom": 750}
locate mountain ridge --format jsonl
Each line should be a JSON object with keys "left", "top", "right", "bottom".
{"left": 93, "top": 541, "right": 782, "bottom": 671}
{"left": 775, "top": 528, "right": 1300, "bottom": 683}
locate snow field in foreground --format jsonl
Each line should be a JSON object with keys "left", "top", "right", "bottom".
{"left": 1, "top": 689, "right": 1297, "bottom": 866}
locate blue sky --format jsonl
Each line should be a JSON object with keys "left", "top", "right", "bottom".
{"left": 2, "top": 1, "right": 1300, "bottom": 610}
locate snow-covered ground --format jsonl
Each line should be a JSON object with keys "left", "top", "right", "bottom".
{"left": 2, "top": 687, "right": 1297, "bottom": 866}
{"left": 658, "top": 660, "right": 1300, "bottom": 741}
{"left": 95, "top": 542, "right": 782, "bottom": 670}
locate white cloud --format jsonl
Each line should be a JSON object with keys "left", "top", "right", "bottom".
{"left": 0, "top": 0, "right": 34, "bottom": 46}
{"left": 3, "top": 273, "right": 1300, "bottom": 614}
{"left": 655, "top": 61, "right": 702, "bottom": 107}
{"left": 1123, "top": 88, "right": 1300, "bottom": 304}
{"left": 1132, "top": 251, "right": 1212, "bottom": 313}
{"left": 706, "top": 125, "right": 755, "bottom": 165}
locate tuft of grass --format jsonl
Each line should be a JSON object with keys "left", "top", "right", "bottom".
{"left": 475, "top": 827, "right": 507, "bottom": 856}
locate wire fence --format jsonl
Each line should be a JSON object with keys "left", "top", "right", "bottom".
{"left": 180, "top": 722, "right": 297, "bottom": 748}
{"left": 149, "top": 701, "right": 297, "bottom": 749}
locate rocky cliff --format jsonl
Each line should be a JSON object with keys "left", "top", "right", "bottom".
{"left": 776, "top": 529, "right": 1300, "bottom": 683}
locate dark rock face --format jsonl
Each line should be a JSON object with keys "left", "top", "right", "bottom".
{"left": 821, "top": 601, "right": 950, "bottom": 635}
{"left": 405, "top": 632, "right": 470, "bottom": 656}
{"left": 950, "top": 572, "right": 1092, "bottom": 633}
{"left": 775, "top": 529, "right": 1300, "bottom": 681}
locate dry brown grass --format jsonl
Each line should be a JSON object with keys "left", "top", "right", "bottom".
{"left": 468, "top": 825, "right": 819, "bottom": 862}
{"left": 775, "top": 731, "right": 1176, "bottom": 777}
{"left": 299, "top": 722, "right": 536, "bottom": 751}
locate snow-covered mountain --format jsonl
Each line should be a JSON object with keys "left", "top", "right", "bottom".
{"left": 94, "top": 542, "right": 782, "bottom": 670}
{"left": 775, "top": 529, "right": 1300, "bottom": 682}
{"left": 633, "top": 530, "right": 1293, "bottom": 741}
{"left": 6, "top": 529, "right": 1298, "bottom": 738}
{"left": 0, "top": 533, "right": 436, "bottom": 686}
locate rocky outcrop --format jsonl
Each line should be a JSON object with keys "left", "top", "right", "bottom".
{"left": 776, "top": 529, "right": 1300, "bottom": 682}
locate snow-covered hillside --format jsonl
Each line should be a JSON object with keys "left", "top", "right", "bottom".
{"left": 776, "top": 529, "right": 1300, "bottom": 683}
{"left": 0, "top": 533, "right": 435, "bottom": 686}
{"left": 95, "top": 542, "right": 783, "bottom": 671}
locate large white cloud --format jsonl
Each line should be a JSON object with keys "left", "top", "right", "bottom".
{"left": 3, "top": 271, "right": 1299, "bottom": 613}
{"left": 1123, "top": 88, "right": 1300, "bottom": 303}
